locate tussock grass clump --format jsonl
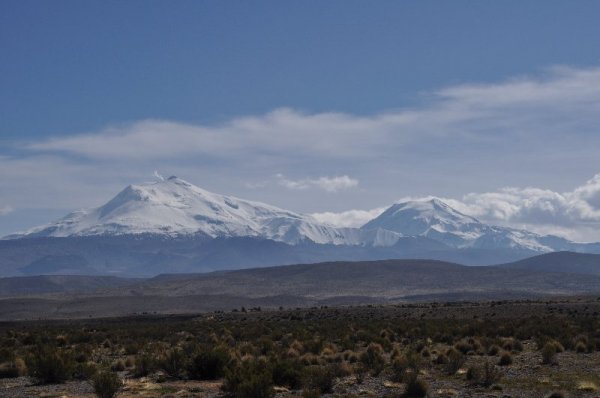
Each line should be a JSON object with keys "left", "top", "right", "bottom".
{"left": 541, "top": 342, "right": 560, "bottom": 365}
{"left": 360, "top": 343, "right": 385, "bottom": 376}
{"left": 402, "top": 374, "right": 429, "bottom": 398}
{"left": 301, "top": 388, "right": 321, "bottom": 398}
{"left": 73, "top": 361, "right": 98, "bottom": 380}
{"left": 92, "top": 369, "right": 122, "bottom": 398}
{"left": 575, "top": 341, "right": 587, "bottom": 353}
{"left": 271, "top": 358, "right": 303, "bottom": 390}
{"left": 222, "top": 359, "right": 274, "bottom": 398}
{"left": 391, "top": 352, "right": 420, "bottom": 383}
{"left": 160, "top": 348, "right": 186, "bottom": 378}
{"left": 487, "top": 345, "right": 500, "bottom": 356}
{"left": 189, "top": 347, "right": 231, "bottom": 380}
{"left": 0, "top": 358, "right": 27, "bottom": 379}
{"left": 302, "top": 365, "right": 336, "bottom": 394}
{"left": 498, "top": 351, "right": 513, "bottom": 366}
{"left": 445, "top": 348, "right": 465, "bottom": 375}
{"left": 110, "top": 360, "right": 125, "bottom": 372}
{"left": 133, "top": 352, "right": 157, "bottom": 377}
{"left": 434, "top": 352, "right": 448, "bottom": 365}
{"left": 27, "top": 344, "right": 75, "bottom": 384}
{"left": 466, "top": 360, "right": 501, "bottom": 387}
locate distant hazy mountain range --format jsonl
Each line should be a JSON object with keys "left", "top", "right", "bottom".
{"left": 2, "top": 253, "right": 600, "bottom": 320}
{"left": 2, "top": 177, "right": 600, "bottom": 277}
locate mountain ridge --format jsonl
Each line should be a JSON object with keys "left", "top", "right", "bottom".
{"left": 5, "top": 176, "right": 598, "bottom": 254}
{"left": 2, "top": 177, "right": 600, "bottom": 277}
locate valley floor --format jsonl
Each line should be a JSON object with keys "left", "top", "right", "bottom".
{"left": 2, "top": 298, "right": 600, "bottom": 397}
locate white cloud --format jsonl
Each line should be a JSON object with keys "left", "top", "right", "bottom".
{"left": 418, "top": 174, "right": 600, "bottom": 242}
{"left": 25, "top": 67, "right": 600, "bottom": 164}
{"left": 4, "top": 65, "right": 600, "bottom": 239}
{"left": 309, "top": 174, "right": 600, "bottom": 241}
{"left": 311, "top": 207, "right": 386, "bottom": 227}
{"left": 0, "top": 206, "right": 13, "bottom": 216}
{"left": 276, "top": 174, "right": 359, "bottom": 193}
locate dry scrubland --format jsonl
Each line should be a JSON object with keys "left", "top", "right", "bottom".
{"left": 2, "top": 298, "right": 600, "bottom": 397}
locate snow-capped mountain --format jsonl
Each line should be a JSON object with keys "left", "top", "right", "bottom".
{"left": 361, "top": 198, "right": 554, "bottom": 252}
{"left": 6, "top": 176, "right": 369, "bottom": 245}
{"left": 3, "top": 177, "right": 600, "bottom": 277}
{"left": 5, "top": 177, "right": 599, "bottom": 254}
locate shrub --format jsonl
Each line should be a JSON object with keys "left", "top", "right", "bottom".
{"left": 134, "top": 353, "right": 157, "bottom": 377}
{"left": 355, "top": 364, "right": 366, "bottom": 384}
{"left": 189, "top": 348, "right": 231, "bottom": 380}
{"left": 541, "top": 343, "right": 558, "bottom": 365}
{"left": 360, "top": 343, "right": 385, "bottom": 376}
{"left": 110, "top": 360, "right": 125, "bottom": 372}
{"left": 331, "top": 361, "right": 353, "bottom": 377}
{"left": 466, "top": 365, "right": 481, "bottom": 382}
{"left": 546, "top": 392, "right": 566, "bottom": 398}
{"left": 0, "top": 361, "right": 21, "bottom": 379}
{"left": 445, "top": 348, "right": 465, "bottom": 375}
{"left": 391, "top": 353, "right": 420, "bottom": 383}
{"left": 302, "top": 388, "right": 321, "bottom": 398}
{"left": 498, "top": 352, "right": 512, "bottom": 366}
{"left": 302, "top": 365, "right": 335, "bottom": 394}
{"left": 223, "top": 360, "right": 274, "bottom": 398}
{"left": 73, "top": 361, "right": 98, "bottom": 380}
{"left": 513, "top": 339, "right": 524, "bottom": 352}
{"left": 454, "top": 340, "right": 473, "bottom": 355}
{"left": 434, "top": 353, "right": 448, "bottom": 365}
{"left": 402, "top": 374, "right": 429, "bottom": 398}
{"left": 487, "top": 345, "right": 500, "bottom": 356}
{"left": 27, "top": 344, "right": 75, "bottom": 384}
{"left": 271, "top": 359, "right": 303, "bottom": 389}
{"left": 575, "top": 342, "right": 587, "bottom": 353}
{"left": 467, "top": 360, "right": 501, "bottom": 387}
{"left": 160, "top": 348, "right": 186, "bottom": 378}
{"left": 92, "top": 370, "right": 122, "bottom": 398}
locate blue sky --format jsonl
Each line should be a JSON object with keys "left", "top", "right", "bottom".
{"left": 2, "top": 1, "right": 600, "bottom": 240}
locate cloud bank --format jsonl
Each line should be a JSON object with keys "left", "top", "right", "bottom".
{"left": 3, "top": 65, "right": 600, "bottom": 239}
{"left": 445, "top": 174, "right": 600, "bottom": 241}
{"left": 276, "top": 174, "right": 359, "bottom": 192}
{"left": 313, "top": 175, "right": 600, "bottom": 242}
{"left": 311, "top": 207, "right": 387, "bottom": 228}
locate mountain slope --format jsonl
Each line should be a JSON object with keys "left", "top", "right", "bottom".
{"left": 0, "top": 275, "right": 138, "bottom": 297}
{"left": 6, "top": 178, "right": 596, "bottom": 254}
{"left": 362, "top": 198, "right": 555, "bottom": 252}
{"left": 54, "top": 259, "right": 600, "bottom": 300}
{"left": 6, "top": 176, "right": 370, "bottom": 245}
{"left": 501, "top": 251, "right": 600, "bottom": 276}
{"left": 3, "top": 178, "right": 600, "bottom": 278}
{"left": 6, "top": 258, "right": 600, "bottom": 300}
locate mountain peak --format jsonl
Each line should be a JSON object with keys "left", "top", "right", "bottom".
{"left": 361, "top": 197, "right": 482, "bottom": 240}
{"left": 3, "top": 178, "right": 589, "bottom": 254}
{"left": 7, "top": 177, "right": 362, "bottom": 245}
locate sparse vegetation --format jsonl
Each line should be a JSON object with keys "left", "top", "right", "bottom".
{"left": 188, "top": 347, "right": 230, "bottom": 380}
{"left": 402, "top": 375, "right": 429, "bottom": 398}
{"left": 92, "top": 369, "right": 122, "bottom": 398}
{"left": 222, "top": 359, "right": 274, "bottom": 398}
{"left": 542, "top": 342, "right": 559, "bottom": 365}
{"left": 498, "top": 351, "right": 513, "bottom": 366}
{"left": 26, "top": 344, "right": 75, "bottom": 383}
{"left": 466, "top": 360, "right": 502, "bottom": 387}
{"left": 445, "top": 347, "right": 465, "bottom": 375}
{"left": 1, "top": 299, "right": 600, "bottom": 397}
{"left": 360, "top": 342, "right": 385, "bottom": 376}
